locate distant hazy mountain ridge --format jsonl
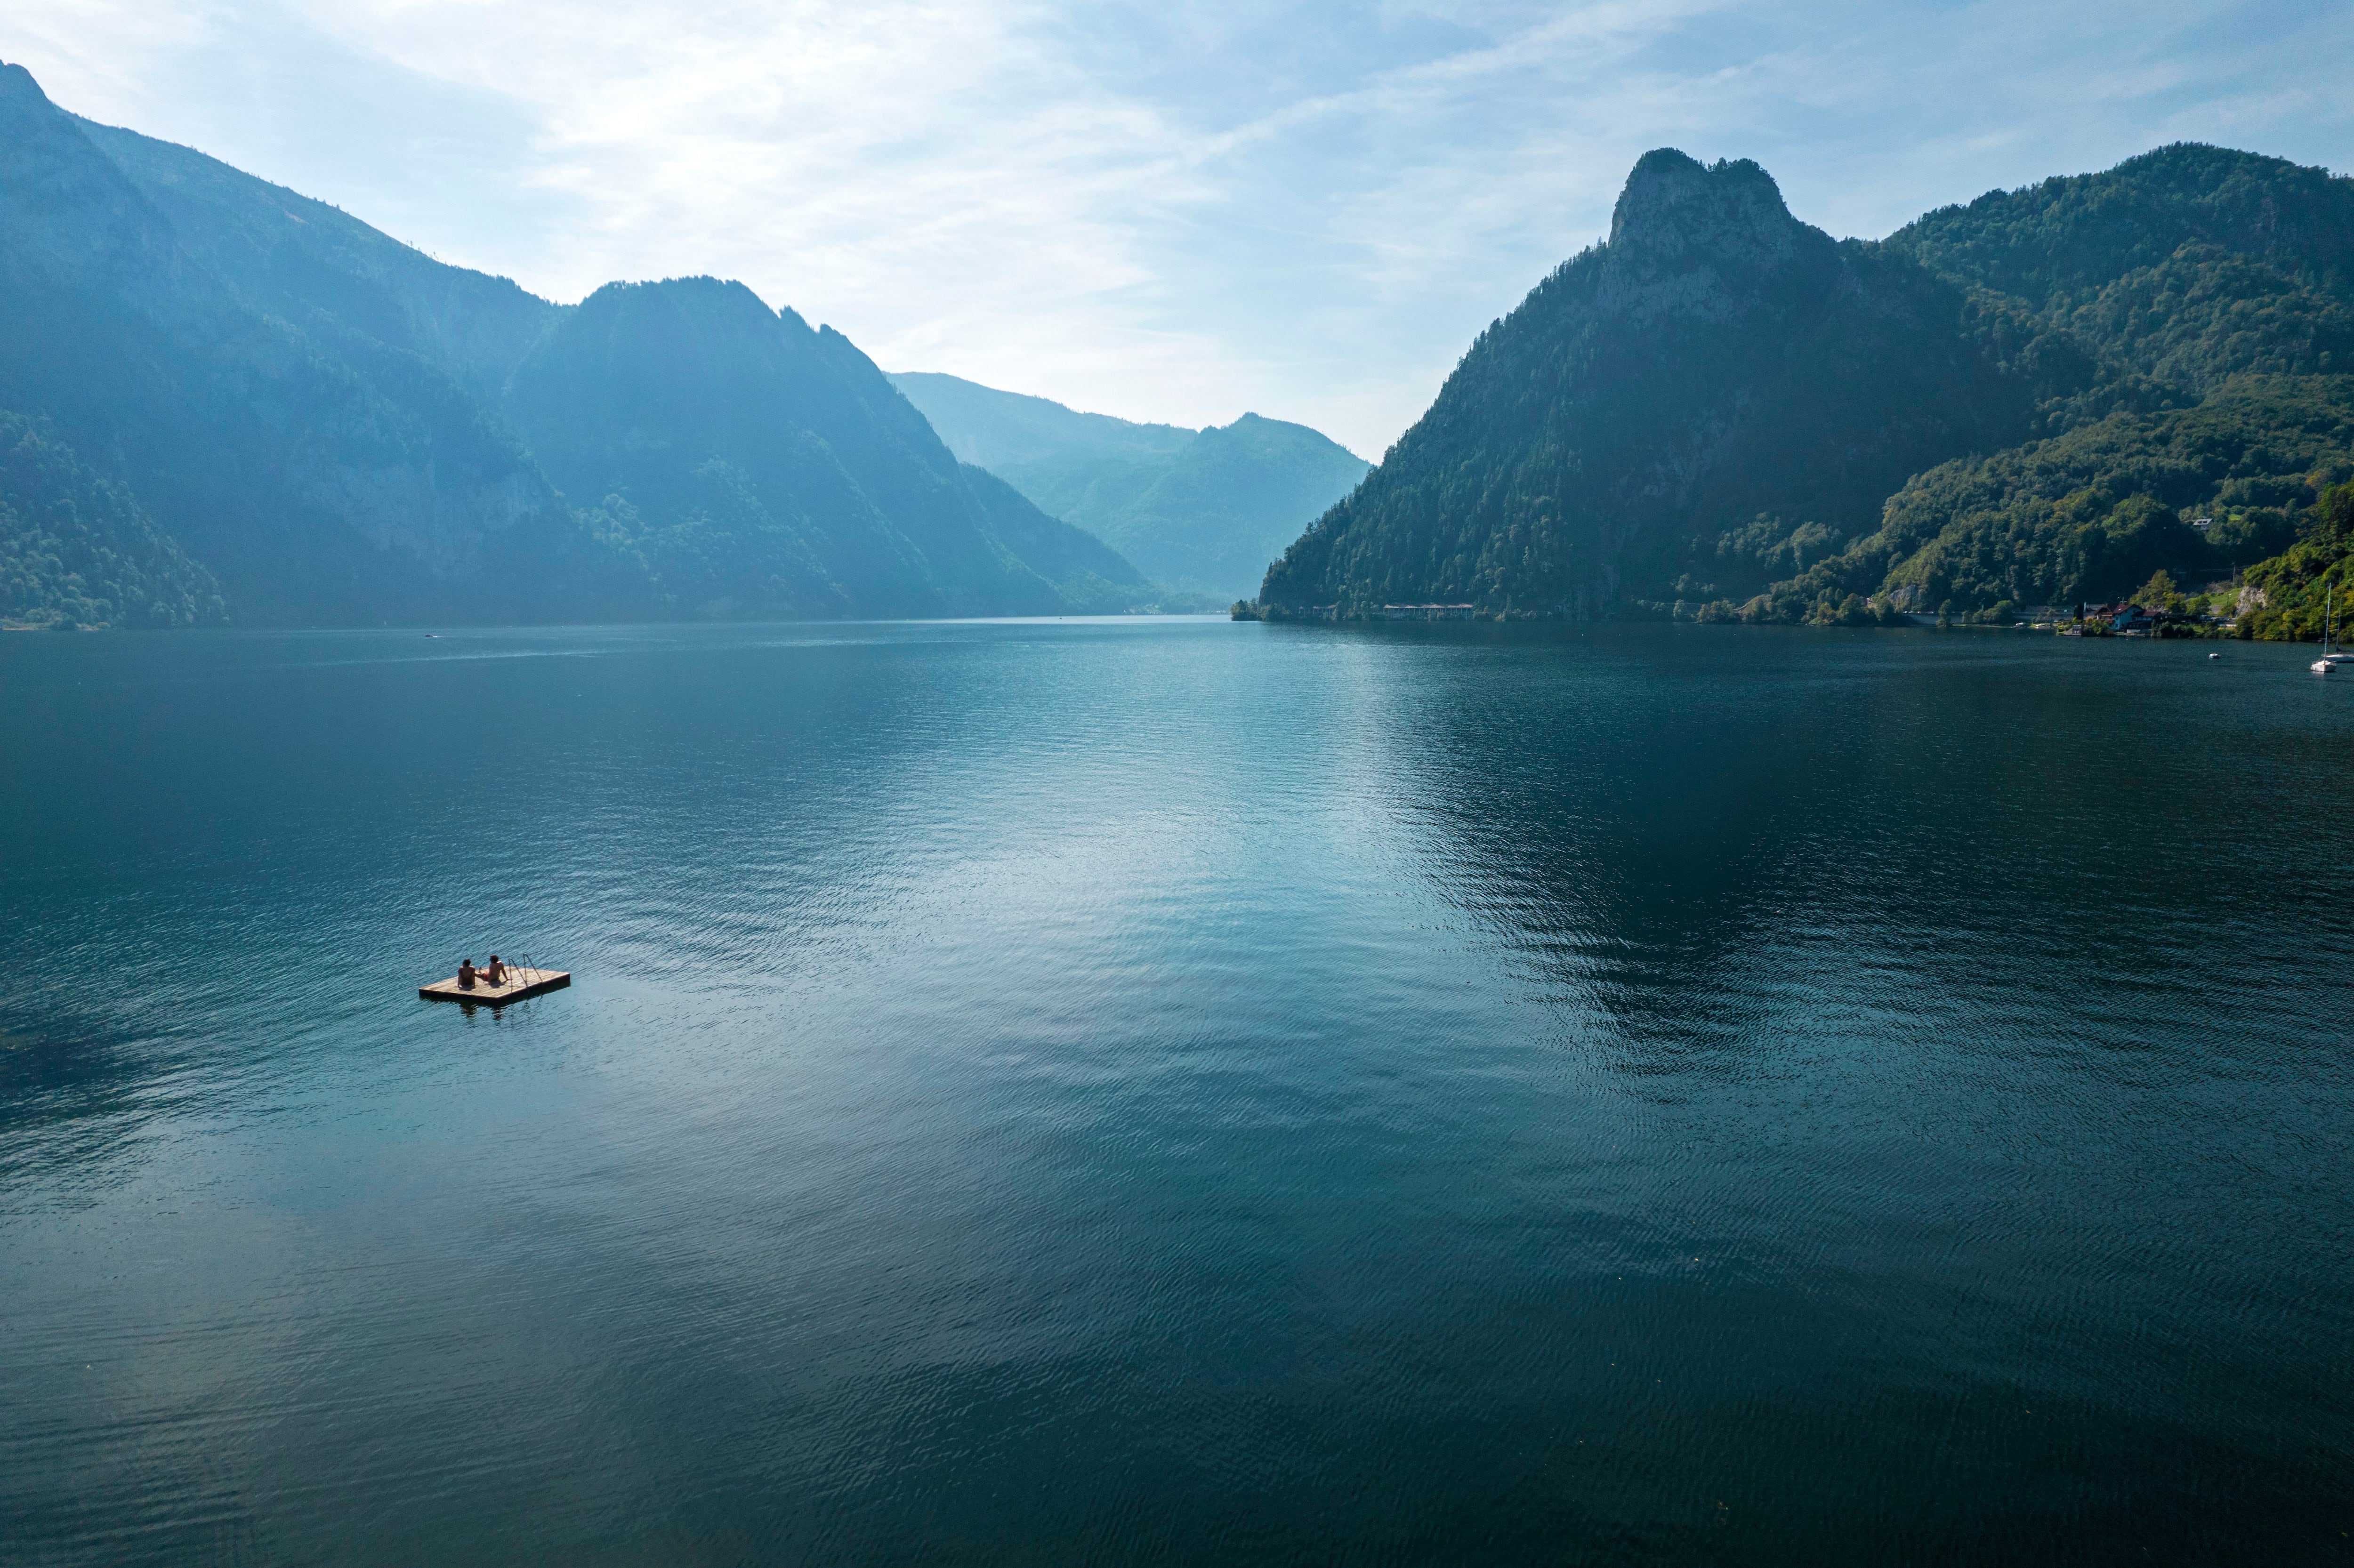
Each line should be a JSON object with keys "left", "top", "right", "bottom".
{"left": 1259, "top": 144, "right": 2354, "bottom": 625}
{"left": 0, "top": 62, "right": 1152, "bottom": 627}
{"left": 887, "top": 373, "right": 1196, "bottom": 472}
{"left": 893, "top": 372, "right": 1368, "bottom": 600}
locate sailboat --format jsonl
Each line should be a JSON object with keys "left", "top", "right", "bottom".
{"left": 2311, "top": 583, "right": 2354, "bottom": 673}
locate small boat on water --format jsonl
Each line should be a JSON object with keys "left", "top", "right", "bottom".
{"left": 2315, "top": 586, "right": 2350, "bottom": 674}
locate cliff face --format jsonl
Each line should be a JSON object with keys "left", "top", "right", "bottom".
{"left": 1591, "top": 151, "right": 1820, "bottom": 322}
{"left": 1259, "top": 151, "right": 2033, "bottom": 616}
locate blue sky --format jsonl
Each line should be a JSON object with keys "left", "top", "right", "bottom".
{"left": 5, "top": 0, "right": 2348, "bottom": 455}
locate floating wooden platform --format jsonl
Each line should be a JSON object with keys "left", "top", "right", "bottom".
{"left": 419, "top": 967, "right": 570, "bottom": 1005}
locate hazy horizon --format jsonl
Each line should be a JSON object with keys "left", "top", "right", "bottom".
{"left": 5, "top": 0, "right": 2348, "bottom": 456}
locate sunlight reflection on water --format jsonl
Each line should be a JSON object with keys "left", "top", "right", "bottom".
{"left": 2, "top": 619, "right": 2350, "bottom": 1564}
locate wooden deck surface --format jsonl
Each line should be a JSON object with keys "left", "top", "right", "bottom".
{"left": 419, "top": 967, "right": 570, "bottom": 1005}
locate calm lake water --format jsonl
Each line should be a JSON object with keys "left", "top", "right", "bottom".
{"left": 2, "top": 618, "right": 2350, "bottom": 1565}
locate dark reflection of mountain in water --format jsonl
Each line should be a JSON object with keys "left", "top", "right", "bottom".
{"left": 1371, "top": 622, "right": 2354, "bottom": 1076}
{"left": 0, "top": 1023, "right": 174, "bottom": 1192}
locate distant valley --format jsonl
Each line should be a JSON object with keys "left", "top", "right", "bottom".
{"left": 891, "top": 374, "right": 1368, "bottom": 603}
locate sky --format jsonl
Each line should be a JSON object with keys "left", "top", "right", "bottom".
{"left": 3, "top": 1, "right": 2349, "bottom": 457}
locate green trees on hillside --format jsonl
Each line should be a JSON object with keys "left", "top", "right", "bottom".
{"left": 1259, "top": 142, "right": 2354, "bottom": 629}
{"left": 1262, "top": 152, "right": 2034, "bottom": 617}
{"left": 1888, "top": 144, "right": 2354, "bottom": 409}
{"left": 1721, "top": 377, "right": 2354, "bottom": 620}
{"left": 0, "top": 412, "right": 224, "bottom": 629}
{"left": 2131, "top": 570, "right": 2187, "bottom": 612}
{"left": 2237, "top": 482, "right": 2354, "bottom": 640}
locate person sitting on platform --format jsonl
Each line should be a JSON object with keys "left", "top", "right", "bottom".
{"left": 458, "top": 959, "right": 477, "bottom": 989}
{"left": 483, "top": 955, "right": 508, "bottom": 986}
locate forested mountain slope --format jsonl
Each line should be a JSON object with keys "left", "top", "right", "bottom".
{"left": 893, "top": 373, "right": 1366, "bottom": 599}
{"left": 1258, "top": 143, "right": 2354, "bottom": 627}
{"left": 0, "top": 411, "right": 223, "bottom": 628}
{"left": 0, "top": 61, "right": 584, "bottom": 626}
{"left": 509, "top": 281, "right": 1148, "bottom": 618}
{"left": 72, "top": 115, "right": 562, "bottom": 402}
{"left": 1889, "top": 145, "right": 2354, "bottom": 412}
{"left": 0, "top": 61, "right": 1151, "bottom": 627}
{"left": 1755, "top": 147, "right": 2354, "bottom": 621}
{"left": 1258, "top": 151, "right": 2033, "bottom": 617}
{"left": 1748, "top": 376, "right": 2354, "bottom": 620}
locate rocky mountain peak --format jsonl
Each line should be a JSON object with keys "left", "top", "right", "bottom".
{"left": 1589, "top": 150, "right": 1825, "bottom": 323}
{"left": 1606, "top": 150, "right": 1806, "bottom": 271}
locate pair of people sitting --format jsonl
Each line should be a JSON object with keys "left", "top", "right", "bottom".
{"left": 456, "top": 955, "right": 508, "bottom": 989}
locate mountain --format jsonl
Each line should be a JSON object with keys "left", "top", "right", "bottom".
{"left": 887, "top": 372, "right": 1195, "bottom": 472}
{"left": 70, "top": 114, "right": 562, "bottom": 404}
{"left": 0, "top": 410, "right": 223, "bottom": 628}
{"left": 892, "top": 372, "right": 1368, "bottom": 599}
{"left": 1076, "top": 415, "right": 1372, "bottom": 600}
{"left": 1257, "top": 144, "right": 2354, "bottom": 626}
{"left": 1258, "top": 151, "right": 2031, "bottom": 617}
{"left": 506, "top": 279, "right": 1148, "bottom": 618}
{"left": 0, "top": 61, "right": 585, "bottom": 627}
{"left": 1886, "top": 143, "right": 2354, "bottom": 410}
{"left": 1752, "top": 374, "right": 2354, "bottom": 621}
{"left": 1805, "top": 145, "right": 2354, "bottom": 618}
{"left": 0, "top": 62, "right": 1151, "bottom": 627}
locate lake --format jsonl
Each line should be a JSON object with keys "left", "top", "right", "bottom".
{"left": 3, "top": 618, "right": 2349, "bottom": 1565}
